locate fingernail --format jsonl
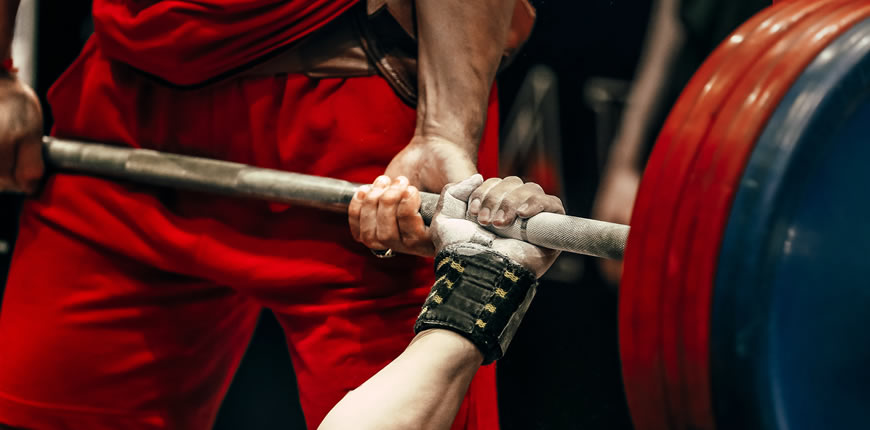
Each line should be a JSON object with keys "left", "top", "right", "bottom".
{"left": 396, "top": 176, "right": 409, "bottom": 186}
{"left": 478, "top": 207, "right": 491, "bottom": 224}
{"left": 404, "top": 185, "right": 418, "bottom": 198}
{"left": 517, "top": 203, "right": 529, "bottom": 214}
{"left": 375, "top": 176, "right": 391, "bottom": 186}
{"left": 469, "top": 199, "right": 482, "bottom": 214}
{"left": 494, "top": 209, "right": 505, "bottom": 224}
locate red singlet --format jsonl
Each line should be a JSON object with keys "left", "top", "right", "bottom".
{"left": 0, "top": 1, "right": 501, "bottom": 429}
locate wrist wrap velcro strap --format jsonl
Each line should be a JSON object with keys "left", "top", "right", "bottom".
{"left": 414, "top": 243, "right": 538, "bottom": 364}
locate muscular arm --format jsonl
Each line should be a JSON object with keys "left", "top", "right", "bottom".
{"left": 603, "top": 0, "right": 684, "bottom": 172}
{"left": 318, "top": 330, "right": 483, "bottom": 430}
{"left": 373, "top": 1, "right": 519, "bottom": 256}
{"left": 385, "top": 0, "right": 517, "bottom": 188}
{"left": 592, "top": 0, "right": 684, "bottom": 283}
{"left": 414, "top": 0, "right": 517, "bottom": 152}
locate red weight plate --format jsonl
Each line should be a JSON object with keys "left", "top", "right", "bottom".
{"left": 678, "top": 2, "right": 870, "bottom": 428}
{"left": 649, "top": 2, "right": 844, "bottom": 428}
{"left": 620, "top": 0, "right": 822, "bottom": 425}
{"left": 621, "top": 1, "right": 822, "bottom": 425}
{"left": 660, "top": 2, "right": 868, "bottom": 429}
{"left": 619, "top": 0, "right": 834, "bottom": 429}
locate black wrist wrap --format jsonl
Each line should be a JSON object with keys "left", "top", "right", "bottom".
{"left": 414, "top": 243, "right": 538, "bottom": 364}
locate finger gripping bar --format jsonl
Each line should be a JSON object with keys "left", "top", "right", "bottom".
{"left": 417, "top": 193, "right": 627, "bottom": 259}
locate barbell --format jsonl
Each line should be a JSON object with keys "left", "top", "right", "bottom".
{"left": 35, "top": 0, "right": 870, "bottom": 429}
{"left": 42, "top": 136, "right": 629, "bottom": 260}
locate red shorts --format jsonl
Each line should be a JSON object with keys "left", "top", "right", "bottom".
{"left": 0, "top": 39, "right": 500, "bottom": 429}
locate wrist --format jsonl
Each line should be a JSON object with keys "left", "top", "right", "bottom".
{"left": 405, "top": 134, "right": 479, "bottom": 180}
{"left": 415, "top": 94, "right": 487, "bottom": 149}
{"left": 409, "top": 330, "right": 484, "bottom": 365}
{"left": 410, "top": 132, "right": 476, "bottom": 154}
{"left": 412, "top": 128, "right": 480, "bottom": 153}
{"left": 415, "top": 243, "right": 538, "bottom": 364}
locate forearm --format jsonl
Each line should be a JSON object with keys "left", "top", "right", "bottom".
{"left": 606, "top": 0, "right": 684, "bottom": 171}
{"left": 414, "top": 0, "right": 516, "bottom": 151}
{"left": 0, "top": 0, "right": 19, "bottom": 60}
{"left": 318, "top": 330, "right": 483, "bottom": 430}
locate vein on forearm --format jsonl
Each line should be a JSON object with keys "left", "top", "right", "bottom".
{"left": 415, "top": 0, "right": 517, "bottom": 150}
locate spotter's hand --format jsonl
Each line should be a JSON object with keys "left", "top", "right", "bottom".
{"left": 467, "top": 176, "right": 565, "bottom": 227}
{"left": 348, "top": 175, "right": 436, "bottom": 257}
{"left": 432, "top": 175, "right": 564, "bottom": 278}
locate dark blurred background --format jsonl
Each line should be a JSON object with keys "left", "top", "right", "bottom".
{"left": 0, "top": 1, "right": 766, "bottom": 428}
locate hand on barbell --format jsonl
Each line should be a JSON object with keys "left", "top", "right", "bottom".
{"left": 0, "top": 73, "right": 44, "bottom": 194}
{"left": 348, "top": 175, "right": 436, "bottom": 257}
{"left": 431, "top": 174, "right": 563, "bottom": 278}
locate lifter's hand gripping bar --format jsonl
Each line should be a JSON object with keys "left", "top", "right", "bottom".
{"left": 42, "top": 136, "right": 630, "bottom": 259}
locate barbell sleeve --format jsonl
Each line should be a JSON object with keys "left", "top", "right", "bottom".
{"left": 43, "top": 136, "right": 629, "bottom": 259}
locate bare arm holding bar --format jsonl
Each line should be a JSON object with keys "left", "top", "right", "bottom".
{"left": 43, "top": 136, "right": 629, "bottom": 260}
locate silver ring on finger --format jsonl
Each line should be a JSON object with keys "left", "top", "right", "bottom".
{"left": 370, "top": 248, "right": 395, "bottom": 259}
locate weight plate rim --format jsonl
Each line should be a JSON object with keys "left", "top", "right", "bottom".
{"left": 618, "top": 1, "right": 824, "bottom": 428}
{"left": 711, "top": 15, "right": 870, "bottom": 429}
{"left": 619, "top": 3, "right": 780, "bottom": 425}
{"left": 667, "top": 2, "right": 870, "bottom": 428}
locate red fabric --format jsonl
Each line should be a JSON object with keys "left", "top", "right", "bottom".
{"left": 0, "top": 38, "right": 501, "bottom": 430}
{"left": 92, "top": 0, "right": 360, "bottom": 85}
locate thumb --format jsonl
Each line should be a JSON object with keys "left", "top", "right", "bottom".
{"left": 435, "top": 174, "right": 484, "bottom": 219}
{"left": 446, "top": 174, "right": 484, "bottom": 201}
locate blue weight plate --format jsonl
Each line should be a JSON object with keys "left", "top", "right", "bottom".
{"left": 713, "top": 16, "right": 870, "bottom": 430}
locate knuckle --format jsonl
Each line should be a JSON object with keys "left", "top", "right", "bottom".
{"left": 381, "top": 191, "right": 402, "bottom": 205}
{"left": 500, "top": 203, "right": 519, "bottom": 216}
{"left": 527, "top": 194, "right": 546, "bottom": 204}
{"left": 361, "top": 229, "right": 377, "bottom": 244}
{"left": 526, "top": 182, "right": 544, "bottom": 193}
{"left": 482, "top": 193, "right": 501, "bottom": 207}
{"left": 395, "top": 205, "right": 411, "bottom": 217}
{"left": 499, "top": 194, "right": 520, "bottom": 210}
{"left": 376, "top": 230, "right": 392, "bottom": 243}
{"left": 524, "top": 195, "right": 547, "bottom": 209}
{"left": 550, "top": 196, "right": 566, "bottom": 213}
{"left": 397, "top": 204, "right": 417, "bottom": 218}
{"left": 363, "top": 193, "right": 379, "bottom": 206}
{"left": 473, "top": 178, "right": 500, "bottom": 197}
